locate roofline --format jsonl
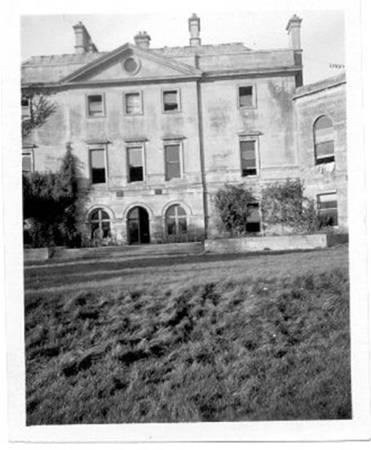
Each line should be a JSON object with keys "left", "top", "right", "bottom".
{"left": 293, "top": 73, "right": 346, "bottom": 100}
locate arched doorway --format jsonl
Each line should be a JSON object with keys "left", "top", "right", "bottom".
{"left": 127, "top": 206, "right": 150, "bottom": 244}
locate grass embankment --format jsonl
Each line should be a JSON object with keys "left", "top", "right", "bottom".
{"left": 25, "top": 246, "right": 351, "bottom": 424}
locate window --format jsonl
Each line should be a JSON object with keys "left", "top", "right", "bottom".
{"left": 317, "top": 192, "right": 338, "bottom": 227}
{"left": 22, "top": 151, "right": 33, "bottom": 173}
{"left": 124, "top": 92, "right": 142, "bottom": 115}
{"left": 313, "top": 115, "right": 335, "bottom": 164}
{"left": 21, "top": 97, "right": 31, "bottom": 119}
{"left": 166, "top": 204, "right": 187, "bottom": 237}
{"left": 89, "top": 208, "right": 111, "bottom": 239}
{"left": 246, "top": 203, "right": 261, "bottom": 233}
{"left": 165, "top": 143, "right": 181, "bottom": 180}
{"left": 90, "top": 148, "right": 106, "bottom": 184}
{"left": 240, "top": 139, "right": 257, "bottom": 176}
{"left": 87, "top": 94, "right": 105, "bottom": 117}
{"left": 127, "top": 146, "right": 144, "bottom": 182}
{"left": 163, "top": 89, "right": 180, "bottom": 112}
{"left": 239, "top": 86, "right": 254, "bottom": 108}
{"left": 122, "top": 56, "right": 141, "bottom": 75}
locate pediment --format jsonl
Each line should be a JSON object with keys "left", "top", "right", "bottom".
{"left": 61, "top": 44, "right": 200, "bottom": 84}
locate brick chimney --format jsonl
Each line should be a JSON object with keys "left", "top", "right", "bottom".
{"left": 188, "top": 13, "right": 201, "bottom": 47}
{"left": 134, "top": 31, "right": 151, "bottom": 49}
{"left": 73, "top": 21, "right": 98, "bottom": 54}
{"left": 286, "top": 14, "right": 302, "bottom": 50}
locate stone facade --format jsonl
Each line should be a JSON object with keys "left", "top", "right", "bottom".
{"left": 21, "top": 14, "right": 347, "bottom": 245}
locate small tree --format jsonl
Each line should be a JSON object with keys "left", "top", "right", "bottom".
{"left": 22, "top": 84, "right": 57, "bottom": 138}
{"left": 214, "top": 184, "right": 258, "bottom": 236}
{"left": 23, "top": 144, "right": 88, "bottom": 248}
{"left": 261, "top": 178, "right": 318, "bottom": 234}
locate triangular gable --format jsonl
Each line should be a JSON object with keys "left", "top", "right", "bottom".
{"left": 61, "top": 43, "right": 201, "bottom": 84}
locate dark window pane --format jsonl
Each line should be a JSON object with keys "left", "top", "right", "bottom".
{"left": 90, "top": 209, "right": 100, "bottom": 221}
{"left": 239, "top": 86, "right": 253, "bottom": 107}
{"left": 163, "top": 91, "right": 179, "bottom": 111}
{"left": 100, "top": 210, "right": 110, "bottom": 220}
{"left": 123, "top": 57, "right": 139, "bottom": 73}
{"left": 178, "top": 218, "right": 187, "bottom": 234}
{"left": 92, "top": 168, "right": 106, "bottom": 183}
{"left": 318, "top": 193, "right": 338, "bottom": 227}
{"left": 316, "top": 141, "right": 335, "bottom": 161}
{"left": 167, "top": 219, "right": 176, "bottom": 235}
{"left": 240, "top": 140, "right": 256, "bottom": 176}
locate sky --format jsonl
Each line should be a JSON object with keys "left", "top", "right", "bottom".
{"left": 21, "top": 10, "right": 345, "bottom": 85}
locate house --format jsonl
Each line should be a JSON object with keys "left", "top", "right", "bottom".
{"left": 21, "top": 14, "right": 347, "bottom": 245}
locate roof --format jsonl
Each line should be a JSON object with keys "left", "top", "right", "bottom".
{"left": 293, "top": 72, "right": 346, "bottom": 99}
{"left": 21, "top": 42, "right": 298, "bottom": 85}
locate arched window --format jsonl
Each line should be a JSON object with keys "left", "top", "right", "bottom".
{"left": 166, "top": 204, "right": 187, "bottom": 237}
{"left": 313, "top": 115, "right": 335, "bottom": 164}
{"left": 89, "top": 208, "right": 111, "bottom": 239}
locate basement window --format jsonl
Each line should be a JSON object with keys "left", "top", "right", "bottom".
{"left": 239, "top": 86, "right": 254, "bottom": 108}
{"left": 246, "top": 203, "right": 261, "bottom": 233}
{"left": 317, "top": 192, "right": 338, "bottom": 227}
{"left": 163, "top": 89, "right": 180, "bottom": 112}
{"left": 87, "top": 94, "right": 105, "bottom": 117}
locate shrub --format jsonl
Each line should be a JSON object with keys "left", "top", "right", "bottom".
{"left": 261, "top": 179, "right": 319, "bottom": 234}
{"left": 214, "top": 184, "right": 258, "bottom": 236}
{"left": 23, "top": 143, "right": 88, "bottom": 248}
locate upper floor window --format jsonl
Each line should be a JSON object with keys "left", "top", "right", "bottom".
{"left": 22, "top": 150, "right": 33, "bottom": 173}
{"left": 21, "top": 97, "right": 31, "bottom": 119}
{"left": 87, "top": 94, "right": 105, "bottom": 117}
{"left": 317, "top": 192, "right": 338, "bottom": 227}
{"left": 124, "top": 92, "right": 142, "bottom": 115}
{"left": 90, "top": 148, "right": 106, "bottom": 184}
{"left": 238, "top": 85, "right": 255, "bottom": 108}
{"left": 313, "top": 115, "right": 335, "bottom": 164}
{"left": 127, "top": 145, "right": 144, "bottom": 182}
{"left": 163, "top": 89, "right": 180, "bottom": 112}
{"left": 165, "top": 143, "right": 182, "bottom": 181}
{"left": 240, "top": 139, "right": 258, "bottom": 176}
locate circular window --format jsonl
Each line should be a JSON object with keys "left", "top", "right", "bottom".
{"left": 122, "top": 57, "right": 140, "bottom": 74}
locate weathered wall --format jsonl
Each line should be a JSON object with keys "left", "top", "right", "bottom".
{"left": 201, "top": 73, "right": 300, "bottom": 236}
{"left": 294, "top": 76, "right": 347, "bottom": 230}
{"left": 25, "top": 80, "right": 205, "bottom": 244}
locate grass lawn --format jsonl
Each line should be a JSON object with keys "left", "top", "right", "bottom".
{"left": 24, "top": 245, "right": 351, "bottom": 424}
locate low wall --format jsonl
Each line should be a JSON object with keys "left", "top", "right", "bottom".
{"left": 205, "top": 234, "right": 328, "bottom": 254}
{"left": 24, "top": 248, "right": 49, "bottom": 262}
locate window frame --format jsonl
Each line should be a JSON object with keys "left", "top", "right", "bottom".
{"left": 317, "top": 191, "right": 338, "bottom": 227}
{"left": 22, "top": 149, "right": 34, "bottom": 173}
{"left": 237, "top": 84, "right": 257, "bottom": 109}
{"left": 313, "top": 115, "right": 335, "bottom": 165}
{"left": 239, "top": 137, "right": 259, "bottom": 178}
{"left": 126, "top": 143, "right": 146, "bottom": 183}
{"left": 88, "top": 207, "right": 112, "bottom": 240}
{"left": 245, "top": 202, "right": 261, "bottom": 233}
{"left": 21, "top": 96, "right": 31, "bottom": 119}
{"left": 165, "top": 203, "right": 188, "bottom": 238}
{"left": 86, "top": 93, "right": 106, "bottom": 118}
{"left": 123, "top": 90, "right": 143, "bottom": 116}
{"left": 163, "top": 139, "right": 184, "bottom": 182}
{"left": 161, "top": 88, "right": 181, "bottom": 113}
{"left": 89, "top": 147, "right": 108, "bottom": 185}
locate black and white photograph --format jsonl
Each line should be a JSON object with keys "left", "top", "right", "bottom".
{"left": 1, "top": 0, "right": 370, "bottom": 444}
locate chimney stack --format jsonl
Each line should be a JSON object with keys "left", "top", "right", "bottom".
{"left": 134, "top": 31, "right": 151, "bottom": 49}
{"left": 73, "top": 21, "right": 98, "bottom": 54}
{"left": 188, "top": 13, "right": 201, "bottom": 47}
{"left": 286, "top": 14, "right": 302, "bottom": 50}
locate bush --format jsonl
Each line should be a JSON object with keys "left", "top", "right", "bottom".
{"left": 23, "top": 143, "right": 88, "bottom": 248}
{"left": 261, "top": 179, "right": 319, "bottom": 234}
{"left": 214, "top": 184, "right": 258, "bottom": 236}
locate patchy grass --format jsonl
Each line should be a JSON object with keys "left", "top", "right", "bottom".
{"left": 25, "top": 246, "right": 351, "bottom": 424}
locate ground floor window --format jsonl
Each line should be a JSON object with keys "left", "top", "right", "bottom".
{"left": 246, "top": 203, "right": 261, "bottom": 233}
{"left": 166, "top": 204, "right": 187, "bottom": 237}
{"left": 317, "top": 192, "right": 338, "bottom": 227}
{"left": 89, "top": 208, "right": 111, "bottom": 240}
